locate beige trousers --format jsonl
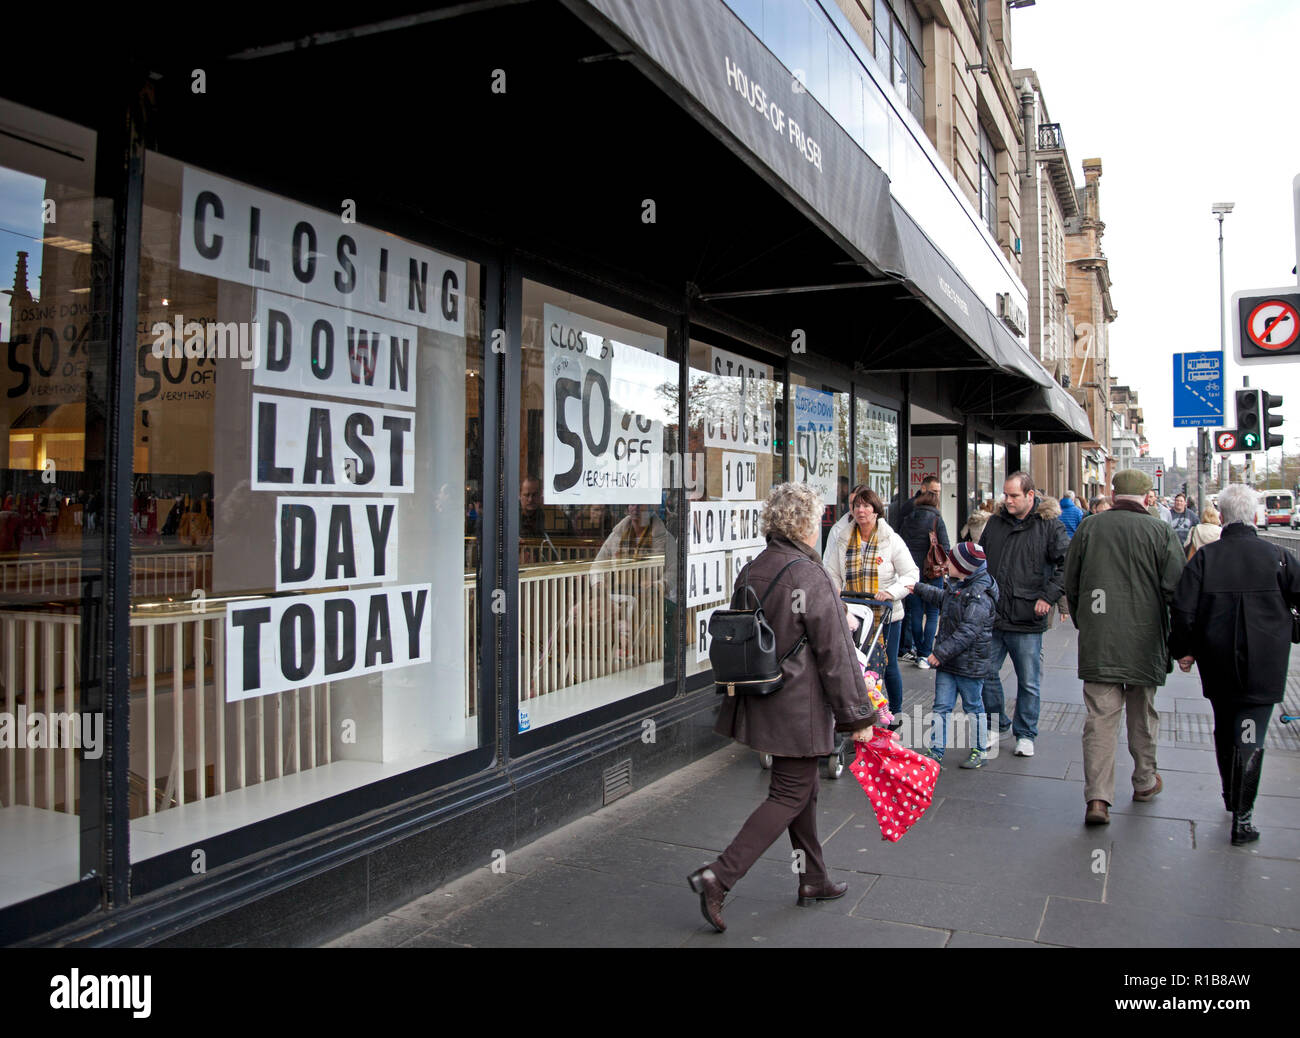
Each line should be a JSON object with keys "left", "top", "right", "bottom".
{"left": 1082, "top": 681, "right": 1160, "bottom": 805}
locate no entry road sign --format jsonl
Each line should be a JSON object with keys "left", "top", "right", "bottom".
{"left": 1234, "top": 288, "right": 1300, "bottom": 364}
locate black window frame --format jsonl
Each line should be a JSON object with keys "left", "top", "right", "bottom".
{"left": 874, "top": 0, "right": 925, "bottom": 123}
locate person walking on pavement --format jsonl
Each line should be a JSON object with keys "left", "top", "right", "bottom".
{"left": 689, "top": 483, "right": 877, "bottom": 932}
{"left": 978, "top": 473, "right": 1070, "bottom": 758}
{"left": 1064, "top": 468, "right": 1185, "bottom": 826}
{"left": 1169, "top": 484, "right": 1300, "bottom": 845}
{"left": 1184, "top": 505, "right": 1222, "bottom": 560}
{"left": 905, "top": 542, "right": 998, "bottom": 770}
{"left": 891, "top": 474, "right": 940, "bottom": 659}
{"left": 897, "top": 487, "right": 950, "bottom": 669}
{"left": 1059, "top": 491, "right": 1085, "bottom": 538}
{"left": 823, "top": 485, "right": 918, "bottom": 721}
{"left": 1145, "top": 489, "right": 1172, "bottom": 523}
{"left": 1168, "top": 492, "right": 1195, "bottom": 547}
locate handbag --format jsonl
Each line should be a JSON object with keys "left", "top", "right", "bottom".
{"left": 923, "top": 514, "right": 947, "bottom": 579}
{"left": 707, "top": 557, "right": 808, "bottom": 697}
{"left": 1278, "top": 550, "right": 1300, "bottom": 644}
{"left": 849, "top": 728, "right": 939, "bottom": 842}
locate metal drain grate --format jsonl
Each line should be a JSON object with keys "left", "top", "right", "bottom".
{"left": 603, "top": 759, "right": 632, "bottom": 805}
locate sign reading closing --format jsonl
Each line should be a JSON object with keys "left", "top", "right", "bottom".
{"left": 180, "top": 167, "right": 465, "bottom": 335}
{"left": 542, "top": 304, "right": 672, "bottom": 504}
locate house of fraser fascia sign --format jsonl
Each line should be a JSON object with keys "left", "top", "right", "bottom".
{"left": 724, "top": 56, "right": 824, "bottom": 173}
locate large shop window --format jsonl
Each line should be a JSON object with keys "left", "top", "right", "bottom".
{"left": 0, "top": 100, "right": 103, "bottom": 910}
{"left": 855, "top": 397, "right": 899, "bottom": 508}
{"left": 790, "top": 372, "right": 850, "bottom": 552}
{"left": 126, "top": 155, "right": 484, "bottom": 862}
{"left": 517, "top": 282, "right": 678, "bottom": 732}
{"left": 685, "top": 341, "right": 783, "bottom": 681}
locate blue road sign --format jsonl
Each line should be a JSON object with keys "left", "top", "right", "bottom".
{"left": 1173, "top": 351, "right": 1224, "bottom": 427}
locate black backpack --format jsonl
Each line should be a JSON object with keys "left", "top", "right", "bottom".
{"left": 707, "top": 557, "right": 809, "bottom": 698}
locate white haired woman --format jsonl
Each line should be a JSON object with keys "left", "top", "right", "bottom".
{"left": 1170, "top": 484, "right": 1300, "bottom": 845}
{"left": 688, "top": 483, "right": 877, "bottom": 933}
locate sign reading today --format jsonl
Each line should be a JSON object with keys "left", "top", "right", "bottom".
{"left": 542, "top": 304, "right": 671, "bottom": 505}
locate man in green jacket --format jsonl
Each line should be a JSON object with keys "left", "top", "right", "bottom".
{"left": 1064, "top": 469, "right": 1186, "bottom": 826}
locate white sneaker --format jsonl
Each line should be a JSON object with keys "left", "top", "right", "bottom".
{"left": 915, "top": 658, "right": 932, "bottom": 670}
{"left": 1014, "top": 738, "right": 1034, "bottom": 757}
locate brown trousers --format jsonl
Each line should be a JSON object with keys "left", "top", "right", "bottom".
{"left": 1082, "top": 681, "right": 1159, "bottom": 805}
{"left": 710, "top": 755, "right": 827, "bottom": 890}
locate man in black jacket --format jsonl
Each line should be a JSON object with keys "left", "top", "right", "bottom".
{"left": 979, "top": 472, "right": 1071, "bottom": 758}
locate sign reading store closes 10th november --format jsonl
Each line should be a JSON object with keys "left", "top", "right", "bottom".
{"left": 543, "top": 304, "right": 673, "bottom": 505}
{"left": 704, "top": 348, "right": 773, "bottom": 453}
{"left": 179, "top": 165, "right": 465, "bottom": 336}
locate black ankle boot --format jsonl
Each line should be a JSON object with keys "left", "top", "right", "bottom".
{"left": 1230, "top": 747, "right": 1264, "bottom": 846}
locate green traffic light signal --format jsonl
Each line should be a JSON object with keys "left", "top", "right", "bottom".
{"left": 1243, "top": 432, "right": 1259, "bottom": 449}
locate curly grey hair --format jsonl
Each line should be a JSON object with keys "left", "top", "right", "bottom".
{"left": 1216, "top": 484, "right": 1258, "bottom": 527}
{"left": 760, "top": 482, "right": 822, "bottom": 544}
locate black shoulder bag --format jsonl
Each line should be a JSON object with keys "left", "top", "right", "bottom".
{"left": 707, "top": 558, "right": 809, "bottom": 697}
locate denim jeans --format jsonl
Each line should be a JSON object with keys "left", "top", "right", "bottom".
{"left": 980, "top": 629, "right": 1043, "bottom": 740}
{"left": 903, "top": 575, "right": 943, "bottom": 659}
{"left": 929, "top": 670, "right": 988, "bottom": 759}
{"left": 884, "top": 618, "right": 904, "bottom": 715}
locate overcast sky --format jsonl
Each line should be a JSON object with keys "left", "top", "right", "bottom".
{"left": 1012, "top": 0, "right": 1300, "bottom": 472}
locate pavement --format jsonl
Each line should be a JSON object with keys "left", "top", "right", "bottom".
{"left": 325, "top": 620, "right": 1300, "bottom": 948}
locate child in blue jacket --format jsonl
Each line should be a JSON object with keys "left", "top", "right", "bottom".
{"left": 905, "top": 541, "right": 1000, "bottom": 769}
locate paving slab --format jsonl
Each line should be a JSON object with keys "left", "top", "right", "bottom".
{"left": 680, "top": 894, "right": 948, "bottom": 948}
{"left": 849, "top": 873, "right": 1048, "bottom": 941}
{"left": 945, "top": 931, "right": 1056, "bottom": 948}
{"left": 324, "top": 912, "right": 428, "bottom": 949}
{"left": 1103, "top": 838, "right": 1300, "bottom": 930}
{"left": 424, "top": 864, "right": 693, "bottom": 948}
{"left": 1037, "top": 895, "right": 1300, "bottom": 949}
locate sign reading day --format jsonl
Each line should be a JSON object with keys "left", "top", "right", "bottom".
{"left": 543, "top": 304, "right": 672, "bottom": 505}
{"left": 176, "top": 164, "right": 439, "bottom": 700}
{"left": 793, "top": 385, "right": 838, "bottom": 505}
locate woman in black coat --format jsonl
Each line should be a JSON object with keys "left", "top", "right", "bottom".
{"left": 896, "top": 489, "right": 950, "bottom": 666}
{"left": 1169, "top": 484, "right": 1300, "bottom": 845}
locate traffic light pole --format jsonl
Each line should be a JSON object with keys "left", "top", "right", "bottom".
{"left": 1244, "top": 375, "right": 1252, "bottom": 485}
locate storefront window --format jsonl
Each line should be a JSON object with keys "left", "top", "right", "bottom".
{"left": 684, "top": 341, "right": 782, "bottom": 679}
{"left": 517, "top": 282, "right": 678, "bottom": 730}
{"left": 855, "top": 397, "right": 899, "bottom": 509}
{"left": 126, "top": 155, "right": 483, "bottom": 862}
{"left": 790, "top": 372, "right": 848, "bottom": 552}
{"left": 0, "top": 99, "right": 103, "bottom": 909}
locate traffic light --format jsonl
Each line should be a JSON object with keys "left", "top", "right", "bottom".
{"left": 1236, "top": 389, "right": 1262, "bottom": 452}
{"left": 1261, "top": 391, "right": 1284, "bottom": 449}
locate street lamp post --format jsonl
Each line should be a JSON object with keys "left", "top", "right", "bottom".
{"left": 1213, "top": 202, "right": 1234, "bottom": 495}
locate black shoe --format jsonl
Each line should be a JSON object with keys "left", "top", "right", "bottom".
{"left": 687, "top": 867, "right": 727, "bottom": 932}
{"left": 1229, "top": 747, "right": 1264, "bottom": 846}
{"left": 797, "top": 879, "right": 848, "bottom": 906}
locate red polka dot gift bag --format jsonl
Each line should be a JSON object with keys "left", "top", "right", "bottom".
{"left": 850, "top": 728, "right": 939, "bottom": 842}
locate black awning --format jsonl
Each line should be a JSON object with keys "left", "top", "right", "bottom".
{"left": 570, "top": 0, "right": 904, "bottom": 278}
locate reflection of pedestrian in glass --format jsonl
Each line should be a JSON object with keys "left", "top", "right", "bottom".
{"left": 1170, "top": 484, "right": 1300, "bottom": 845}
{"left": 590, "top": 504, "right": 676, "bottom": 662}
{"left": 822, "top": 485, "right": 918, "bottom": 722}
{"left": 519, "top": 475, "right": 571, "bottom": 563}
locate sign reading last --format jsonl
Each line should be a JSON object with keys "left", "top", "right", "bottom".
{"left": 1234, "top": 288, "right": 1300, "bottom": 364}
